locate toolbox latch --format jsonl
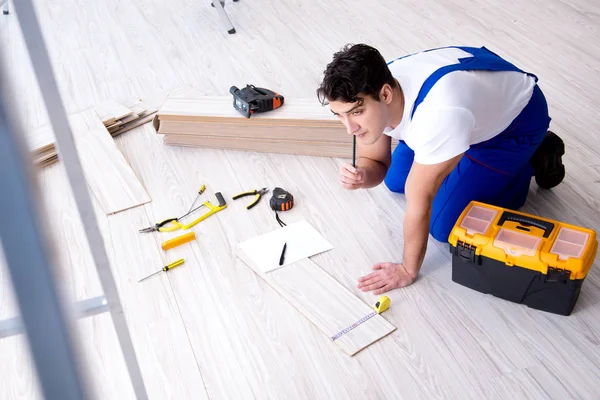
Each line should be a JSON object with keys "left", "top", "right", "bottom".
{"left": 454, "top": 241, "right": 480, "bottom": 265}
{"left": 546, "top": 267, "right": 571, "bottom": 284}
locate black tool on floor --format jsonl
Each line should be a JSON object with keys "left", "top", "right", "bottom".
{"left": 270, "top": 187, "right": 294, "bottom": 227}
{"left": 229, "top": 84, "right": 284, "bottom": 118}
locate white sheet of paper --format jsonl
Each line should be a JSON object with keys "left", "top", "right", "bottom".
{"left": 237, "top": 220, "right": 334, "bottom": 273}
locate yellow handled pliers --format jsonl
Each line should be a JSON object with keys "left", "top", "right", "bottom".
{"left": 232, "top": 188, "right": 269, "bottom": 210}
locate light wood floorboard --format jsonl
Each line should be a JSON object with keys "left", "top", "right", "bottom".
{"left": 68, "top": 109, "right": 151, "bottom": 215}
{"left": 2, "top": 0, "right": 600, "bottom": 399}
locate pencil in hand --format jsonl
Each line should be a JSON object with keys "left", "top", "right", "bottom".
{"left": 352, "top": 135, "right": 356, "bottom": 168}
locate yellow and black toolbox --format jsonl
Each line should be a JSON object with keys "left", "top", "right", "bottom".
{"left": 448, "top": 201, "right": 598, "bottom": 315}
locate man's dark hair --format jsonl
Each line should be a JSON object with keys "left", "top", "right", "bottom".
{"left": 316, "top": 43, "right": 397, "bottom": 106}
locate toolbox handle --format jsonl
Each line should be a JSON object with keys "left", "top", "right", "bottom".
{"left": 498, "top": 211, "right": 555, "bottom": 238}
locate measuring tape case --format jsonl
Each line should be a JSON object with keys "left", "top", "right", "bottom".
{"left": 448, "top": 201, "right": 598, "bottom": 315}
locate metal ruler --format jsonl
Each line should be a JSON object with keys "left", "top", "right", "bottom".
{"left": 331, "top": 311, "right": 378, "bottom": 341}
{"left": 330, "top": 296, "right": 391, "bottom": 341}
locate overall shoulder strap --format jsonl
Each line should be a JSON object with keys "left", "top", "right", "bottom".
{"left": 409, "top": 46, "right": 538, "bottom": 118}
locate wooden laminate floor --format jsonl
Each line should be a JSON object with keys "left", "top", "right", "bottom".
{"left": 1, "top": 0, "right": 600, "bottom": 399}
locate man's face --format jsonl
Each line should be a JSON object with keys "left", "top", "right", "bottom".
{"left": 329, "top": 95, "right": 387, "bottom": 145}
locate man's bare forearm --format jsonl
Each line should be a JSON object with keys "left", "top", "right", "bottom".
{"left": 402, "top": 206, "right": 431, "bottom": 276}
{"left": 357, "top": 157, "right": 388, "bottom": 188}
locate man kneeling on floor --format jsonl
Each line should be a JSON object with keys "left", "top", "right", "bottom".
{"left": 316, "top": 44, "right": 566, "bottom": 294}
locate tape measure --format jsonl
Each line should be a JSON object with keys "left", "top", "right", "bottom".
{"left": 270, "top": 187, "right": 293, "bottom": 211}
{"left": 270, "top": 187, "right": 294, "bottom": 227}
{"left": 331, "top": 296, "right": 390, "bottom": 341}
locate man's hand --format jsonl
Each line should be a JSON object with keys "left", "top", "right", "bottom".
{"left": 339, "top": 133, "right": 392, "bottom": 190}
{"left": 339, "top": 162, "right": 366, "bottom": 190}
{"left": 357, "top": 263, "right": 417, "bottom": 294}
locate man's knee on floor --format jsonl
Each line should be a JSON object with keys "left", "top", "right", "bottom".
{"left": 429, "top": 212, "right": 459, "bottom": 242}
{"left": 429, "top": 221, "right": 452, "bottom": 242}
{"left": 383, "top": 173, "right": 407, "bottom": 194}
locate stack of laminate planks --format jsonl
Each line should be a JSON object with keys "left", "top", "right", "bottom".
{"left": 153, "top": 90, "right": 356, "bottom": 158}
{"left": 29, "top": 98, "right": 158, "bottom": 168}
{"left": 26, "top": 106, "right": 151, "bottom": 214}
{"left": 97, "top": 98, "right": 158, "bottom": 137}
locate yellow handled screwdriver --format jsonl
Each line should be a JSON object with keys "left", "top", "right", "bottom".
{"left": 138, "top": 259, "right": 184, "bottom": 283}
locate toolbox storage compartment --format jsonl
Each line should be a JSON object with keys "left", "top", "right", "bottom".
{"left": 448, "top": 201, "right": 598, "bottom": 315}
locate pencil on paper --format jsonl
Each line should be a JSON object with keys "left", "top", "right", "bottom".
{"left": 279, "top": 242, "right": 287, "bottom": 266}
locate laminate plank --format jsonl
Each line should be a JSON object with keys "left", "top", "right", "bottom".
{"left": 0, "top": 315, "right": 141, "bottom": 400}
{"left": 110, "top": 110, "right": 157, "bottom": 138}
{"left": 33, "top": 151, "right": 57, "bottom": 166}
{"left": 417, "top": 273, "right": 540, "bottom": 375}
{"left": 164, "top": 133, "right": 354, "bottom": 158}
{"left": 157, "top": 96, "right": 341, "bottom": 126}
{"left": 26, "top": 123, "right": 55, "bottom": 155}
{"left": 36, "top": 165, "right": 144, "bottom": 400}
{"left": 95, "top": 99, "right": 134, "bottom": 125}
{"left": 112, "top": 126, "right": 273, "bottom": 399}
{"left": 46, "top": 159, "right": 209, "bottom": 400}
{"left": 27, "top": 105, "right": 157, "bottom": 169}
{"left": 1, "top": 163, "right": 139, "bottom": 400}
{"left": 479, "top": 293, "right": 600, "bottom": 399}
{"left": 524, "top": 363, "right": 583, "bottom": 399}
{"left": 157, "top": 120, "right": 349, "bottom": 142}
{"left": 488, "top": 362, "right": 585, "bottom": 399}
{"left": 93, "top": 205, "right": 211, "bottom": 400}
{"left": 106, "top": 113, "right": 140, "bottom": 133}
{"left": 68, "top": 109, "right": 151, "bottom": 214}
{"left": 488, "top": 365, "right": 557, "bottom": 400}
{"left": 236, "top": 250, "right": 397, "bottom": 356}
{"left": 121, "top": 97, "right": 147, "bottom": 115}
{"left": 0, "top": 335, "right": 43, "bottom": 399}
{"left": 143, "top": 86, "right": 198, "bottom": 111}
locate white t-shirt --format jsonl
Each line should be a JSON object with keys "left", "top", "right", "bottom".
{"left": 384, "top": 47, "right": 536, "bottom": 165}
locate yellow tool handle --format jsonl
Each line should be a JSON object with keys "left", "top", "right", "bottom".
{"left": 162, "top": 232, "right": 196, "bottom": 251}
{"left": 172, "top": 193, "right": 227, "bottom": 230}
{"left": 162, "top": 258, "right": 185, "bottom": 271}
{"left": 232, "top": 190, "right": 255, "bottom": 199}
{"left": 245, "top": 194, "right": 261, "bottom": 210}
{"left": 158, "top": 223, "right": 182, "bottom": 233}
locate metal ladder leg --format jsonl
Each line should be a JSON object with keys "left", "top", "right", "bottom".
{"left": 211, "top": 0, "right": 237, "bottom": 34}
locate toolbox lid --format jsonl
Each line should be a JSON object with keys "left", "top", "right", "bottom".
{"left": 460, "top": 205, "right": 498, "bottom": 236}
{"left": 550, "top": 227, "right": 590, "bottom": 260}
{"left": 493, "top": 228, "right": 541, "bottom": 257}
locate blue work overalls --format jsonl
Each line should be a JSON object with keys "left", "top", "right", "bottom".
{"left": 383, "top": 46, "right": 551, "bottom": 242}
